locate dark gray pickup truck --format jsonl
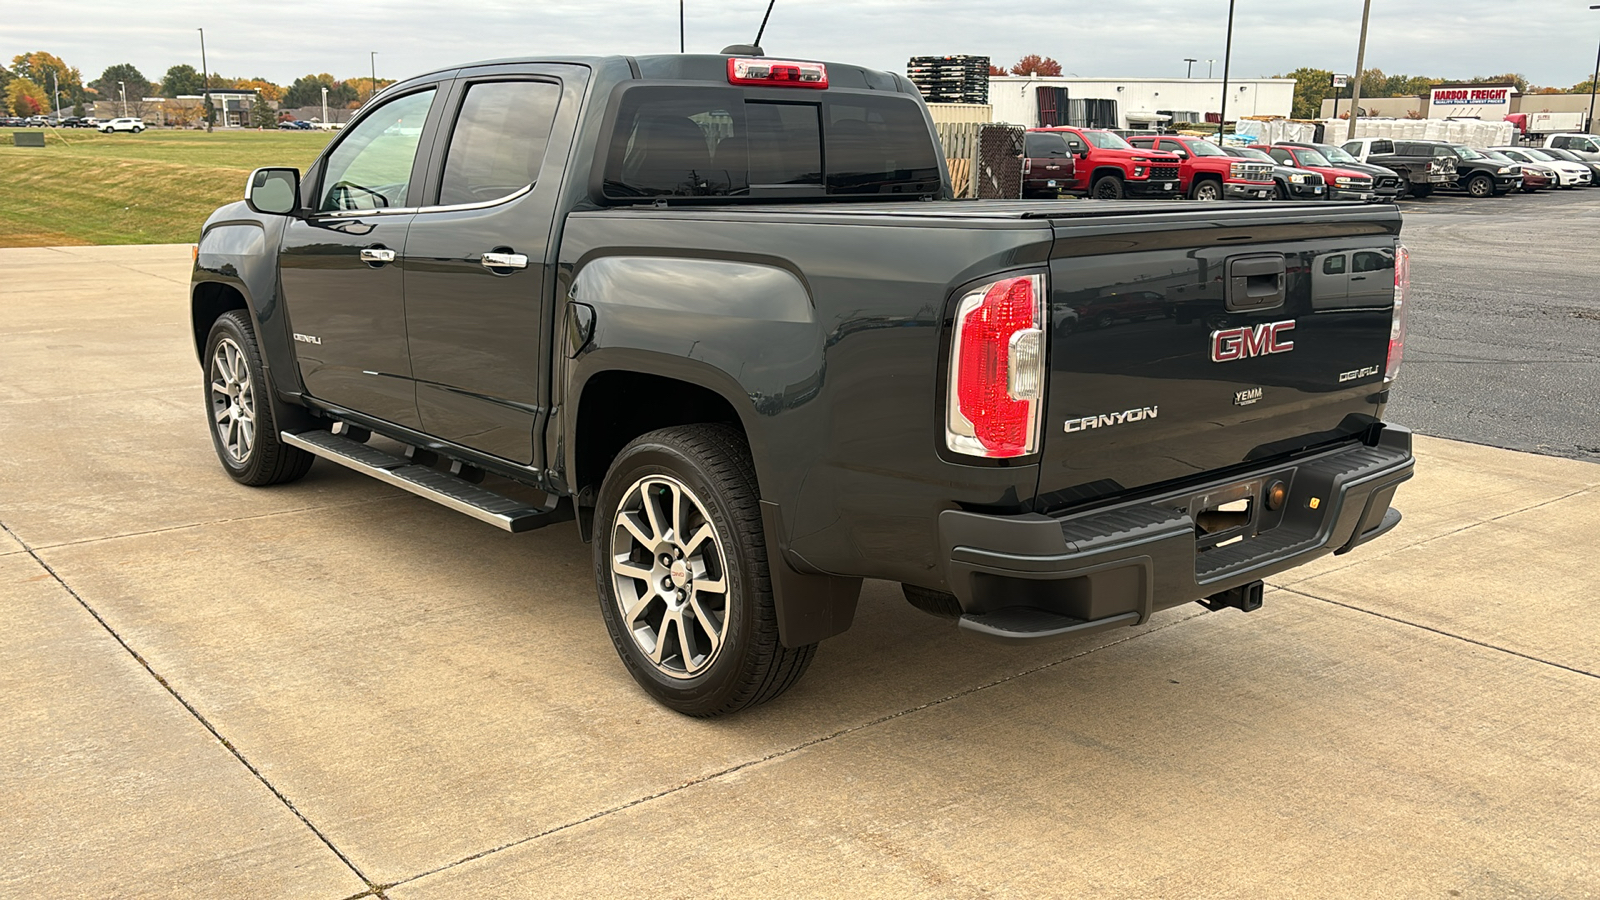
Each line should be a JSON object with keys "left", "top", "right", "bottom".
{"left": 191, "top": 51, "right": 1415, "bottom": 715}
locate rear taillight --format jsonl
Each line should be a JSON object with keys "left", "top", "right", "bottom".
{"left": 945, "top": 274, "right": 1046, "bottom": 458}
{"left": 1386, "top": 245, "right": 1410, "bottom": 383}
{"left": 1023, "top": 158, "right": 1033, "bottom": 175}
{"left": 727, "top": 58, "right": 828, "bottom": 88}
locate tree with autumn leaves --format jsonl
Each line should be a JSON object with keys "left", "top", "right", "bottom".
{"left": 989, "top": 55, "right": 1064, "bottom": 77}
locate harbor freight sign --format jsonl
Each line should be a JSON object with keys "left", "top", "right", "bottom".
{"left": 1429, "top": 85, "right": 1514, "bottom": 120}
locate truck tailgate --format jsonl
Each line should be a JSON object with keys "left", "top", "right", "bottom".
{"left": 1036, "top": 205, "right": 1401, "bottom": 510}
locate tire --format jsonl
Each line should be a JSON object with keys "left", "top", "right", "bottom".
{"left": 1189, "top": 178, "right": 1222, "bottom": 201}
{"left": 203, "top": 311, "right": 315, "bottom": 486}
{"left": 1095, "top": 311, "right": 1116, "bottom": 329}
{"left": 1091, "top": 174, "right": 1125, "bottom": 200}
{"left": 593, "top": 424, "right": 814, "bottom": 717}
{"left": 1411, "top": 184, "right": 1433, "bottom": 198}
{"left": 1274, "top": 183, "right": 1289, "bottom": 200}
{"left": 1466, "top": 174, "right": 1494, "bottom": 198}
{"left": 132, "top": 126, "right": 143, "bottom": 133}
{"left": 902, "top": 584, "right": 963, "bottom": 619}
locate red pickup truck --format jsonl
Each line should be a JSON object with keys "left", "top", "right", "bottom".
{"left": 1029, "top": 126, "right": 1182, "bottom": 199}
{"left": 1128, "top": 134, "right": 1275, "bottom": 200}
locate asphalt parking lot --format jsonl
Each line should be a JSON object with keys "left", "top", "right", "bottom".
{"left": 1389, "top": 187, "right": 1600, "bottom": 461}
{"left": 2, "top": 237, "right": 1598, "bottom": 899}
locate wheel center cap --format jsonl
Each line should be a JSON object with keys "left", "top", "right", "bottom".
{"left": 670, "top": 560, "right": 688, "bottom": 584}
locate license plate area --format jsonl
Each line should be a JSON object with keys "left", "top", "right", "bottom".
{"left": 1187, "top": 479, "right": 1262, "bottom": 551}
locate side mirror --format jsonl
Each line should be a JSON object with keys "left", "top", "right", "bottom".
{"left": 245, "top": 167, "right": 302, "bottom": 216}
{"left": 1173, "top": 150, "right": 1189, "bottom": 158}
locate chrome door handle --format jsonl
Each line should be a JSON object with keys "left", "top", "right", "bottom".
{"left": 481, "top": 252, "right": 528, "bottom": 270}
{"left": 359, "top": 248, "right": 396, "bottom": 264}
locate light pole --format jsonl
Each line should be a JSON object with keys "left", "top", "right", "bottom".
{"left": 321, "top": 85, "right": 328, "bottom": 127}
{"left": 118, "top": 81, "right": 127, "bottom": 117}
{"left": 1207, "top": 59, "right": 1215, "bottom": 78}
{"left": 680, "top": 0, "right": 685, "bottom": 52}
{"left": 1345, "top": 0, "right": 1373, "bottom": 141}
{"left": 1217, "top": 0, "right": 1236, "bottom": 141}
{"left": 51, "top": 71, "right": 59, "bottom": 123}
{"left": 199, "top": 27, "right": 212, "bottom": 132}
{"left": 1184, "top": 57, "right": 1197, "bottom": 78}
{"left": 369, "top": 51, "right": 377, "bottom": 104}
{"left": 1589, "top": 5, "right": 1600, "bottom": 133}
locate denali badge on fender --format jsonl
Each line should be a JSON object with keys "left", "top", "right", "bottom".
{"left": 1211, "top": 320, "right": 1295, "bottom": 362}
{"left": 1064, "top": 406, "right": 1159, "bottom": 433}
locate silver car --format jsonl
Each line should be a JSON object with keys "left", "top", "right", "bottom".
{"left": 1491, "top": 147, "right": 1591, "bottom": 188}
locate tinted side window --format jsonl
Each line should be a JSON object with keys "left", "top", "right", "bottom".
{"left": 318, "top": 89, "right": 436, "bottom": 211}
{"left": 1268, "top": 148, "right": 1292, "bottom": 165}
{"left": 1158, "top": 139, "right": 1185, "bottom": 154}
{"left": 437, "top": 81, "right": 561, "bottom": 206}
{"left": 1371, "top": 139, "right": 1394, "bottom": 155}
{"left": 1553, "top": 136, "right": 1569, "bottom": 148}
{"left": 604, "top": 88, "right": 744, "bottom": 197}
{"left": 824, "top": 95, "right": 941, "bottom": 195}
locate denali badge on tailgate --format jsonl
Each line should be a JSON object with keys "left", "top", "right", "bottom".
{"left": 1210, "top": 320, "right": 1295, "bottom": 362}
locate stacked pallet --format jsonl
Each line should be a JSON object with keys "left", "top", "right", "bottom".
{"left": 907, "top": 55, "right": 990, "bottom": 105}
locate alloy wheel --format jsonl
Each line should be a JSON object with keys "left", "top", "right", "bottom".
{"left": 209, "top": 337, "right": 256, "bottom": 463}
{"left": 609, "top": 474, "right": 730, "bottom": 679}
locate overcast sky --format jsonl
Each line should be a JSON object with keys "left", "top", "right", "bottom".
{"left": 11, "top": 0, "right": 1600, "bottom": 90}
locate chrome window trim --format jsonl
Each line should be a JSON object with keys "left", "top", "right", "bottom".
{"left": 415, "top": 183, "right": 535, "bottom": 215}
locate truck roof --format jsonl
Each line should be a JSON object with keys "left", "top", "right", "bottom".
{"left": 389, "top": 53, "right": 909, "bottom": 94}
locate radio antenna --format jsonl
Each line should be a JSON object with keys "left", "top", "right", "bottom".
{"left": 754, "top": 0, "right": 776, "bottom": 46}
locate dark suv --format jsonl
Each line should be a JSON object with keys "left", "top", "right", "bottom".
{"left": 1021, "top": 130, "right": 1076, "bottom": 198}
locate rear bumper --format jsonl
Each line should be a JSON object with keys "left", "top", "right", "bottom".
{"left": 939, "top": 425, "right": 1415, "bottom": 643}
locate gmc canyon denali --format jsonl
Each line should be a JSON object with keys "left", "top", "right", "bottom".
{"left": 192, "top": 51, "right": 1415, "bottom": 716}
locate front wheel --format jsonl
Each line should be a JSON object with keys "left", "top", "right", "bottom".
{"left": 1189, "top": 179, "right": 1222, "bottom": 201}
{"left": 594, "top": 424, "right": 815, "bottom": 717}
{"left": 203, "top": 311, "right": 315, "bottom": 486}
{"left": 1091, "top": 175, "right": 1125, "bottom": 199}
{"left": 132, "top": 126, "right": 143, "bottom": 133}
{"left": 1274, "top": 183, "right": 1289, "bottom": 200}
{"left": 1466, "top": 175, "right": 1494, "bottom": 198}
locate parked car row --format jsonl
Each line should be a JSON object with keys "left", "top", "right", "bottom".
{"left": 1022, "top": 127, "right": 1600, "bottom": 202}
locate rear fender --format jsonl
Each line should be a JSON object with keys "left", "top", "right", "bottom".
{"left": 563, "top": 255, "right": 861, "bottom": 647}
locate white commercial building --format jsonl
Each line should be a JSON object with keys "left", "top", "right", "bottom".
{"left": 986, "top": 76, "right": 1296, "bottom": 131}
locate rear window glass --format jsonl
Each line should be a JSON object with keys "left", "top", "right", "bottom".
{"left": 601, "top": 87, "right": 939, "bottom": 200}
{"left": 1025, "top": 132, "right": 1070, "bottom": 157}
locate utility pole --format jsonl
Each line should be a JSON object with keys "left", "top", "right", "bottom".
{"left": 321, "top": 85, "right": 328, "bottom": 128}
{"left": 199, "top": 28, "right": 212, "bottom": 132}
{"left": 1589, "top": 5, "right": 1600, "bottom": 133}
{"left": 1217, "top": 0, "right": 1236, "bottom": 142}
{"left": 51, "top": 71, "right": 59, "bottom": 123}
{"left": 1345, "top": 0, "right": 1373, "bottom": 141}
{"left": 680, "top": 0, "right": 685, "bottom": 52}
{"left": 1185, "top": 58, "right": 1197, "bottom": 78}
{"left": 370, "top": 52, "right": 377, "bottom": 104}
{"left": 119, "top": 81, "right": 127, "bottom": 117}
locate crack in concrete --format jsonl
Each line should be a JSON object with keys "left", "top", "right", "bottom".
{"left": 1276, "top": 584, "right": 1598, "bottom": 681}
{"left": 377, "top": 608, "right": 1211, "bottom": 892}
{"left": 0, "top": 518, "right": 381, "bottom": 895}
{"left": 22, "top": 494, "right": 407, "bottom": 552}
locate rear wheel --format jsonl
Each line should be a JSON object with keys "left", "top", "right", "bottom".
{"left": 1410, "top": 184, "right": 1433, "bottom": 198}
{"left": 1091, "top": 174, "right": 1125, "bottom": 200}
{"left": 1189, "top": 178, "right": 1222, "bottom": 201}
{"left": 1466, "top": 174, "right": 1494, "bottom": 198}
{"left": 203, "top": 311, "right": 315, "bottom": 486}
{"left": 594, "top": 424, "right": 814, "bottom": 716}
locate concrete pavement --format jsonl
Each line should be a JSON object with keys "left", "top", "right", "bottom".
{"left": 2, "top": 245, "right": 1597, "bottom": 899}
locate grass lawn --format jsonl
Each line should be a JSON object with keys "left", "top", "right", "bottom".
{"left": 0, "top": 129, "right": 332, "bottom": 247}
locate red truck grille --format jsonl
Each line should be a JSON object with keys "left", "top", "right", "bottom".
{"left": 1149, "top": 165, "right": 1179, "bottom": 181}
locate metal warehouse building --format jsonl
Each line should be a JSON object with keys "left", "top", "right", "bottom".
{"left": 986, "top": 76, "right": 1297, "bottom": 131}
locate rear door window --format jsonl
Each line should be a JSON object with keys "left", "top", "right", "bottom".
{"left": 436, "top": 80, "right": 561, "bottom": 206}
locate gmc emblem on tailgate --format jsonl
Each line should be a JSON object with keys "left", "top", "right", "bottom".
{"left": 1210, "top": 320, "right": 1295, "bottom": 362}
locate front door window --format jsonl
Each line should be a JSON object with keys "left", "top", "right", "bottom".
{"left": 318, "top": 89, "right": 437, "bottom": 211}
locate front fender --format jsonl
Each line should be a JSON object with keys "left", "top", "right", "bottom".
{"left": 192, "top": 204, "right": 300, "bottom": 395}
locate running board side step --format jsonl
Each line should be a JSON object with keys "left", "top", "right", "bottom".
{"left": 282, "top": 430, "right": 560, "bottom": 533}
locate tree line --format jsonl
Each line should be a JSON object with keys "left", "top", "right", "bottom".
{"left": 1276, "top": 67, "right": 1600, "bottom": 119}
{"left": 0, "top": 50, "right": 393, "bottom": 120}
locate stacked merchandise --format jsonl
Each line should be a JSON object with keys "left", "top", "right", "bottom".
{"left": 907, "top": 55, "right": 990, "bottom": 105}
